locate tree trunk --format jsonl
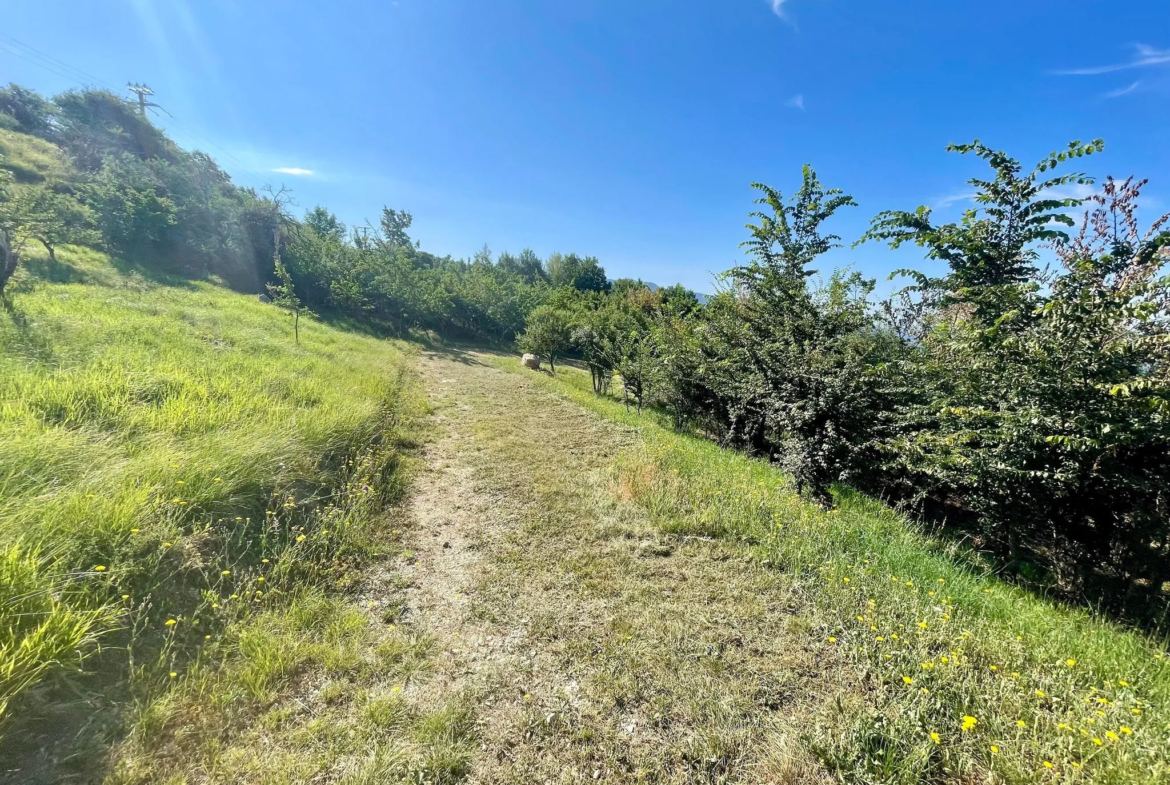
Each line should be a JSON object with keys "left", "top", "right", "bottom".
{"left": 294, "top": 308, "right": 300, "bottom": 345}
{"left": 0, "top": 231, "right": 18, "bottom": 296}
{"left": 40, "top": 238, "right": 56, "bottom": 262}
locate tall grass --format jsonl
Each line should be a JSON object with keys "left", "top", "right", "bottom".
{"left": 0, "top": 247, "right": 422, "bottom": 742}
{"left": 504, "top": 360, "right": 1170, "bottom": 785}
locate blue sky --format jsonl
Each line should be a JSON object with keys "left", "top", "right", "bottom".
{"left": 3, "top": 1, "right": 1168, "bottom": 293}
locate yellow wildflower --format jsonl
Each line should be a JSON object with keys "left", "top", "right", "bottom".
{"left": 930, "top": 732, "right": 940, "bottom": 744}
{"left": 961, "top": 716, "right": 977, "bottom": 731}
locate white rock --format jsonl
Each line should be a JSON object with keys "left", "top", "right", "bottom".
{"left": 521, "top": 353, "right": 541, "bottom": 370}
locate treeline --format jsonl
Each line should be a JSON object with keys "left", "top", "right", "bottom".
{"left": 519, "top": 147, "right": 1170, "bottom": 613}
{"left": 0, "top": 83, "right": 612, "bottom": 341}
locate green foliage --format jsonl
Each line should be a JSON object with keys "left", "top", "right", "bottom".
{"left": 547, "top": 251, "right": 610, "bottom": 293}
{"left": 19, "top": 185, "right": 98, "bottom": 259}
{"left": 862, "top": 139, "right": 1104, "bottom": 318}
{"left": 697, "top": 169, "right": 885, "bottom": 502}
{"left": 0, "top": 84, "right": 57, "bottom": 141}
{"left": 518, "top": 305, "right": 572, "bottom": 370}
{"left": 874, "top": 171, "right": 1170, "bottom": 594}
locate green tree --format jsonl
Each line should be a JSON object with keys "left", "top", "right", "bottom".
{"left": 379, "top": 207, "right": 414, "bottom": 249}
{"left": 303, "top": 205, "right": 346, "bottom": 241}
{"left": 519, "top": 305, "right": 572, "bottom": 371}
{"left": 0, "top": 83, "right": 58, "bottom": 140}
{"left": 861, "top": 139, "right": 1104, "bottom": 319}
{"left": 21, "top": 186, "right": 97, "bottom": 260}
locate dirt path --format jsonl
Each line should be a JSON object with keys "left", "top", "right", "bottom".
{"left": 397, "top": 349, "right": 834, "bottom": 785}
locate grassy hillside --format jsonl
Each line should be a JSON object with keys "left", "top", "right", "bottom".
{"left": 0, "top": 247, "right": 422, "bottom": 774}
{"left": 496, "top": 358, "right": 1170, "bottom": 785}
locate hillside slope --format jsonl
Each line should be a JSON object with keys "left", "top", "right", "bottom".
{"left": 0, "top": 247, "right": 422, "bottom": 780}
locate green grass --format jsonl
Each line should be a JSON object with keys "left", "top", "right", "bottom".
{"left": 0, "top": 246, "right": 424, "bottom": 775}
{"left": 492, "top": 358, "right": 1170, "bottom": 785}
{"left": 0, "top": 128, "right": 74, "bottom": 184}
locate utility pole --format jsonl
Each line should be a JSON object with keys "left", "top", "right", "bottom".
{"left": 127, "top": 83, "right": 161, "bottom": 119}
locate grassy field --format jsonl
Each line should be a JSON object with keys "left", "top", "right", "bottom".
{"left": 0, "top": 248, "right": 424, "bottom": 780}
{"left": 492, "top": 358, "right": 1170, "bottom": 785}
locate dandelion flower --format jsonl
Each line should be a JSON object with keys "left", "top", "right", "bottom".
{"left": 1119, "top": 680, "right": 1129, "bottom": 687}
{"left": 1066, "top": 659, "right": 1076, "bottom": 667}
{"left": 902, "top": 676, "right": 913, "bottom": 685}
{"left": 1036, "top": 690, "right": 1045, "bottom": 697}
{"left": 961, "top": 716, "right": 978, "bottom": 731}
{"left": 990, "top": 745, "right": 998, "bottom": 754}
{"left": 165, "top": 619, "right": 177, "bottom": 626}
{"left": 163, "top": 542, "right": 172, "bottom": 548}
{"left": 1043, "top": 761, "right": 1053, "bottom": 769}
{"left": 221, "top": 570, "right": 230, "bottom": 576}
{"left": 1017, "top": 720, "right": 1026, "bottom": 728}
{"left": 169, "top": 672, "right": 177, "bottom": 678}
{"left": 918, "top": 622, "right": 928, "bottom": 629}
{"left": 990, "top": 665, "right": 998, "bottom": 672}
{"left": 930, "top": 732, "right": 940, "bottom": 744}
{"left": 131, "top": 528, "right": 140, "bottom": 533}
{"left": 121, "top": 594, "right": 129, "bottom": 600}
{"left": 94, "top": 565, "right": 107, "bottom": 572}
{"left": 828, "top": 637, "right": 837, "bottom": 643}
{"left": 1106, "top": 731, "right": 1119, "bottom": 741}
{"left": 205, "top": 634, "right": 211, "bottom": 640}
{"left": 1092, "top": 738, "right": 1103, "bottom": 746}
{"left": 1120, "top": 726, "right": 1133, "bottom": 735}
{"left": 297, "top": 535, "right": 305, "bottom": 542}
{"left": 261, "top": 558, "right": 269, "bottom": 564}
{"left": 256, "top": 576, "right": 264, "bottom": 583}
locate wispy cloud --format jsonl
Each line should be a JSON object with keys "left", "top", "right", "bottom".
{"left": 1052, "top": 43, "right": 1170, "bottom": 76}
{"left": 1103, "top": 80, "right": 1141, "bottom": 98}
{"left": 934, "top": 193, "right": 976, "bottom": 210}
{"left": 1039, "top": 183, "right": 1097, "bottom": 202}
{"left": 785, "top": 94, "right": 805, "bottom": 111}
{"left": 770, "top": 0, "right": 789, "bottom": 17}
{"left": 273, "top": 167, "right": 314, "bottom": 176}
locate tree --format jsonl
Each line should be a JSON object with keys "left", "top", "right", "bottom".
{"left": 303, "top": 205, "right": 345, "bottom": 242}
{"left": 714, "top": 167, "right": 880, "bottom": 502}
{"left": 268, "top": 254, "right": 314, "bottom": 344}
{"left": 379, "top": 207, "right": 414, "bottom": 249}
{"left": 499, "top": 248, "right": 547, "bottom": 284}
{"left": 518, "top": 305, "right": 572, "bottom": 371}
{"left": 0, "top": 83, "right": 57, "bottom": 140}
{"left": 21, "top": 187, "right": 97, "bottom": 261}
{"left": 861, "top": 139, "right": 1104, "bottom": 319}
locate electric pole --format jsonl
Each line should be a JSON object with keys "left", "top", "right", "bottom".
{"left": 127, "top": 83, "right": 162, "bottom": 120}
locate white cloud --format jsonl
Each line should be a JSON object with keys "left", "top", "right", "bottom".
{"left": 1103, "top": 80, "right": 1141, "bottom": 98}
{"left": 273, "top": 167, "right": 314, "bottom": 176}
{"left": 770, "top": 0, "right": 789, "bottom": 16}
{"left": 933, "top": 193, "right": 976, "bottom": 210}
{"left": 1053, "top": 43, "right": 1170, "bottom": 76}
{"left": 1039, "top": 183, "right": 1097, "bottom": 202}
{"left": 785, "top": 94, "right": 805, "bottom": 111}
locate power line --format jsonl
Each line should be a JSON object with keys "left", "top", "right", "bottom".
{"left": 0, "top": 38, "right": 263, "bottom": 179}
{"left": 0, "top": 35, "right": 121, "bottom": 91}
{"left": 0, "top": 42, "right": 86, "bottom": 85}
